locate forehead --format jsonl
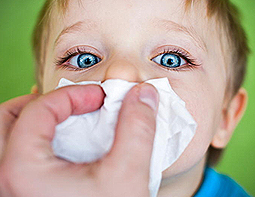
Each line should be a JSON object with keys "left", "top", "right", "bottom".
{"left": 53, "top": 0, "right": 213, "bottom": 53}
{"left": 61, "top": 0, "right": 208, "bottom": 30}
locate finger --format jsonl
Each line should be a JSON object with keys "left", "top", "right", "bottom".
{"left": 0, "top": 94, "right": 39, "bottom": 157}
{"left": 107, "top": 83, "right": 159, "bottom": 178}
{"left": 7, "top": 85, "right": 105, "bottom": 159}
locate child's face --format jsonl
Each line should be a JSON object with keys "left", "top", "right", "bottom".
{"left": 42, "top": 0, "right": 228, "bottom": 177}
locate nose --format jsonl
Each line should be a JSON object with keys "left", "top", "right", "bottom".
{"left": 103, "top": 59, "right": 144, "bottom": 82}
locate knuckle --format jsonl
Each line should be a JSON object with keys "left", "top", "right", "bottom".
{"left": 130, "top": 115, "right": 156, "bottom": 144}
{"left": 37, "top": 96, "right": 60, "bottom": 123}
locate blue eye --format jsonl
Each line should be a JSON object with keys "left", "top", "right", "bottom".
{"left": 152, "top": 53, "right": 186, "bottom": 68}
{"left": 69, "top": 53, "right": 101, "bottom": 68}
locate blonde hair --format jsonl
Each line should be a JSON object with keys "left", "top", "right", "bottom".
{"left": 32, "top": 0, "right": 69, "bottom": 91}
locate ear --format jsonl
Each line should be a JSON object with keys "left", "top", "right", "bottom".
{"left": 211, "top": 88, "right": 248, "bottom": 148}
{"left": 31, "top": 84, "right": 39, "bottom": 94}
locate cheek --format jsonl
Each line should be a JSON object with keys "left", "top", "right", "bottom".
{"left": 162, "top": 72, "right": 225, "bottom": 176}
{"left": 185, "top": 87, "right": 222, "bottom": 156}
{"left": 42, "top": 64, "right": 62, "bottom": 94}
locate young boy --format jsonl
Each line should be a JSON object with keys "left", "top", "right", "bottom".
{"left": 0, "top": 0, "right": 251, "bottom": 196}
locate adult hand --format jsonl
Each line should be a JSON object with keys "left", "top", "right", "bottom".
{"left": 0, "top": 83, "right": 158, "bottom": 197}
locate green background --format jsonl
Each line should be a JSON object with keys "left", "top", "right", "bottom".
{"left": 0, "top": 0, "right": 254, "bottom": 195}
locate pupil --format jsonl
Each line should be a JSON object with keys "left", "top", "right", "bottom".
{"left": 167, "top": 58, "right": 174, "bottom": 65}
{"left": 84, "top": 58, "right": 92, "bottom": 64}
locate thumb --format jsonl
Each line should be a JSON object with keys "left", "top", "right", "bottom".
{"left": 107, "top": 83, "right": 159, "bottom": 179}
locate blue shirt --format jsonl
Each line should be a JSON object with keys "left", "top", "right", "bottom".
{"left": 194, "top": 167, "right": 251, "bottom": 197}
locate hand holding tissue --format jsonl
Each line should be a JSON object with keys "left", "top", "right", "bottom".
{"left": 52, "top": 77, "right": 197, "bottom": 197}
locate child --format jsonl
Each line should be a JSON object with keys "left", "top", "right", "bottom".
{"left": 0, "top": 0, "right": 251, "bottom": 196}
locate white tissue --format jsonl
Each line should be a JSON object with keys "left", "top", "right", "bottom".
{"left": 52, "top": 78, "right": 197, "bottom": 197}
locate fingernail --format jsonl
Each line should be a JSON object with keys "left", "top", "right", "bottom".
{"left": 139, "top": 84, "right": 159, "bottom": 112}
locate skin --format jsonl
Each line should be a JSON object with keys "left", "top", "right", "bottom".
{"left": 0, "top": 0, "right": 248, "bottom": 196}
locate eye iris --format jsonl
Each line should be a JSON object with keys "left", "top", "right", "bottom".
{"left": 77, "top": 53, "right": 99, "bottom": 68}
{"left": 161, "top": 53, "right": 181, "bottom": 68}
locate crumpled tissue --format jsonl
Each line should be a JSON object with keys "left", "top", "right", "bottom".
{"left": 52, "top": 77, "right": 197, "bottom": 197}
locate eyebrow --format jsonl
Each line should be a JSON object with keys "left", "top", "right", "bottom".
{"left": 55, "top": 19, "right": 207, "bottom": 52}
{"left": 54, "top": 20, "right": 97, "bottom": 47}
{"left": 156, "top": 19, "right": 207, "bottom": 52}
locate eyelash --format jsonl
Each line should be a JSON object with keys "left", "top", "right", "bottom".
{"left": 55, "top": 47, "right": 98, "bottom": 71}
{"left": 152, "top": 48, "right": 200, "bottom": 71}
{"left": 55, "top": 46, "right": 200, "bottom": 71}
